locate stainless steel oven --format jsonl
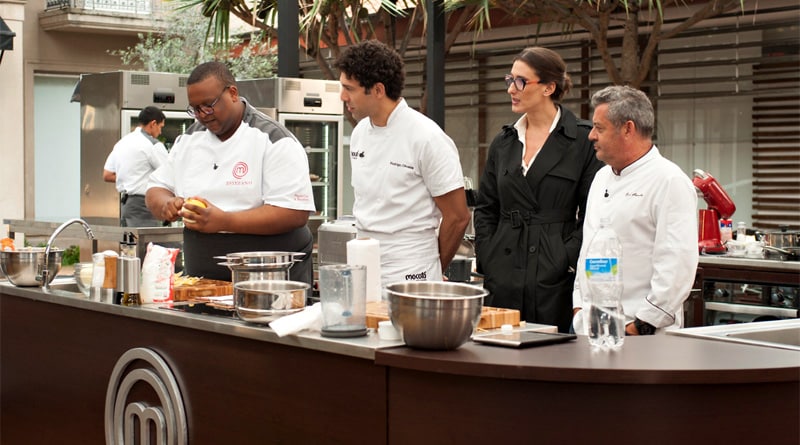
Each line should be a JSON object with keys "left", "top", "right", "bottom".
{"left": 698, "top": 257, "right": 799, "bottom": 326}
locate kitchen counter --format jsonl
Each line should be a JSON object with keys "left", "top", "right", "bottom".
{"left": 1, "top": 282, "right": 798, "bottom": 444}
{"left": 699, "top": 253, "right": 800, "bottom": 273}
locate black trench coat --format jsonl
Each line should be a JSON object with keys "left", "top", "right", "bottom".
{"left": 474, "top": 107, "right": 603, "bottom": 333}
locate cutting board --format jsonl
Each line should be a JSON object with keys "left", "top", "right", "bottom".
{"left": 365, "top": 301, "right": 520, "bottom": 330}
{"left": 173, "top": 279, "right": 233, "bottom": 302}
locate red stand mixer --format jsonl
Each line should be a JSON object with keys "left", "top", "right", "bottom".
{"left": 692, "top": 169, "right": 736, "bottom": 254}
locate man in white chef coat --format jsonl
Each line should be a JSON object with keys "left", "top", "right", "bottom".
{"left": 335, "top": 40, "right": 471, "bottom": 285}
{"left": 572, "top": 86, "right": 699, "bottom": 335}
{"left": 103, "top": 106, "right": 167, "bottom": 227}
{"left": 145, "top": 61, "right": 316, "bottom": 283}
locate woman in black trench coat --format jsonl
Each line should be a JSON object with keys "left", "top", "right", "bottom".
{"left": 474, "top": 47, "right": 604, "bottom": 333}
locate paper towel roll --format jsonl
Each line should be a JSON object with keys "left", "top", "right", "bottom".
{"left": 347, "top": 238, "right": 381, "bottom": 302}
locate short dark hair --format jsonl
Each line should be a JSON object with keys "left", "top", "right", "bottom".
{"left": 334, "top": 40, "right": 405, "bottom": 101}
{"left": 138, "top": 106, "right": 165, "bottom": 125}
{"left": 514, "top": 47, "right": 573, "bottom": 102}
{"left": 187, "top": 61, "right": 236, "bottom": 88}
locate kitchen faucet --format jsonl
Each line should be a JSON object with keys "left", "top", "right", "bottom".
{"left": 39, "top": 218, "right": 95, "bottom": 289}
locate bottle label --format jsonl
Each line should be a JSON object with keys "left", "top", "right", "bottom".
{"left": 585, "top": 258, "right": 619, "bottom": 280}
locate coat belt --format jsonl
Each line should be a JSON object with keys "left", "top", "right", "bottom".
{"left": 500, "top": 209, "right": 574, "bottom": 229}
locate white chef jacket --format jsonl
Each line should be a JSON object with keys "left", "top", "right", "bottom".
{"left": 572, "top": 146, "right": 698, "bottom": 333}
{"left": 148, "top": 100, "right": 316, "bottom": 215}
{"left": 350, "top": 99, "right": 464, "bottom": 283}
{"left": 104, "top": 127, "right": 168, "bottom": 195}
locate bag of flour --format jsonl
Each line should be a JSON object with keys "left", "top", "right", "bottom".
{"left": 140, "top": 242, "right": 180, "bottom": 304}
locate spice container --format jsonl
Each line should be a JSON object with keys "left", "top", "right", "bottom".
{"left": 117, "top": 256, "right": 141, "bottom": 306}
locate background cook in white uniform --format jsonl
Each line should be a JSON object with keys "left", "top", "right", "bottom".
{"left": 103, "top": 106, "right": 168, "bottom": 227}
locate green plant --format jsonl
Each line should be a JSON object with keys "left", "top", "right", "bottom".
{"left": 110, "top": 6, "right": 277, "bottom": 78}
{"left": 62, "top": 245, "right": 80, "bottom": 266}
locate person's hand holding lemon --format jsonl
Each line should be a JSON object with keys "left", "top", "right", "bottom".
{"left": 181, "top": 197, "right": 208, "bottom": 225}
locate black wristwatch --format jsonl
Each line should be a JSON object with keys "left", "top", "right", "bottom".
{"left": 634, "top": 318, "right": 656, "bottom": 336}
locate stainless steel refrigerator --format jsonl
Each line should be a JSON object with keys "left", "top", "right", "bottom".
{"left": 79, "top": 70, "right": 195, "bottom": 225}
{"left": 237, "top": 77, "right": 345, "bottom": 234}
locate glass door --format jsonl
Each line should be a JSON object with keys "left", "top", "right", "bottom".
{"left": 279, "top": 113, "right": 344, "bottom": 223}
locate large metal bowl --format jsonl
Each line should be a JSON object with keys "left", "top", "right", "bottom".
{"left": 385, "top": 281, "right": 488, "bottom": 350}
{"left": 233, "top": 280, "right": 309, "bottom": 324}
{"left": 0, "top": 248, "right": 63, "bottom": 287}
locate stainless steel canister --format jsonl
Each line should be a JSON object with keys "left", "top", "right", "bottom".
{"left": 116, "top": 256, "right": 141, "bottom": 295}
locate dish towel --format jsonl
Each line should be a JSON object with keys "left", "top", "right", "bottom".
{"left": 269, "top": 303, "right": 323, "bottom": 337}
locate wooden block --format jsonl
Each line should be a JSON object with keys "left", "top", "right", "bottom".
{"left": 366, "top": 301, "right": 390, "bottom": 329}
{"left": 478, "top": 306, "right": 520, "bottom": 329}
{"left": 365, "top": 301, "right": 520, "bottom": 330}
{"left": 173, "top": 279, "right": 233, "bottom": 302}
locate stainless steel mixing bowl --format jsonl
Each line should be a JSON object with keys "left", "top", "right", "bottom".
{"left": 0, "top": 248, "right": 63, "bottom": 287}
{"left": 234, "top": 280, "right": 309, "bottom": 324}
{"left": 385, "top": 281, "right": 488, "bottom": 350}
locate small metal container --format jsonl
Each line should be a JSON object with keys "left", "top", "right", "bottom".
{"left": 0, "top": 248, "right": 63, "bottom": 287}
{"left": 234, "top": 280, "right": 309, "bottom": 324}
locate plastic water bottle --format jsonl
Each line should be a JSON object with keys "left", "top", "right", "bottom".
{"left": 736, "top": 221, "right": 747, "bottom": 242}
{"left": 585, "top": 218, "right": 624, "bottom": 349}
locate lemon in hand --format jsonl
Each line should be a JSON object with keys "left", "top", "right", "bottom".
{"left": 182, "top": 198, "right": 207, "bottom": 224}
{"left": 184, "top": 198, "right": 207, "bottom": 209}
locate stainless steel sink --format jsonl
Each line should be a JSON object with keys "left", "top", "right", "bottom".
{"left": 670, "top": 319, "right": 800, "bottom": 351}
{"left": 726, "top": 326, "right": 800, "bottom": 347}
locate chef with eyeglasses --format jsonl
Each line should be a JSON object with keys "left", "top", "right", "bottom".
{"left": 146, "top": 61, "right": 316, "bottom": 285}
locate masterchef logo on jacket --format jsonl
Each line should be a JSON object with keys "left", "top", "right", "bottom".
{"left": 225, "top": 161, "right": 253, "bottom": 186}
{"left": 350, "top": 150, "right": 365, "bottom": 159}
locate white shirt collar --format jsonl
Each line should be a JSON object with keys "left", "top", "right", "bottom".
{"left": 514, "top": 106, "right": 562, "bottom": 173}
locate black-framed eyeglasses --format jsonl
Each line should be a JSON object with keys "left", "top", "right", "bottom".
{"left": 504, "top": 74, "right": 543, "bottom": 91}
{"left": 186, "top": 85, "right": 230, "bottom": 117}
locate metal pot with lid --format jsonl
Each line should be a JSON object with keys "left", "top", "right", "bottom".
{"left": 217, "top": 251, "right": 306, "bottom": 283}
{"left": 759, "top": 226, "right": 800, "bottom": 261}
{"left": 761, "top": 226, "right": 800, "bottom": 250}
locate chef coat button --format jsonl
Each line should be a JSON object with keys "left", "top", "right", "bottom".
{"left": 528, "top": 246, "right": 536, "bottom": 253}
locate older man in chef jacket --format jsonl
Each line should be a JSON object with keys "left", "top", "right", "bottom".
{"left": 334, "top": 40, "right": 471, "bottom": 285}
{"left": 572, "top": 86, "right": 699, "bottom": 336}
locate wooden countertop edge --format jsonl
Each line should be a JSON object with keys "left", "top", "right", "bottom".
{"left": 375, "top": 337, "right": 800, "bottom": 385}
